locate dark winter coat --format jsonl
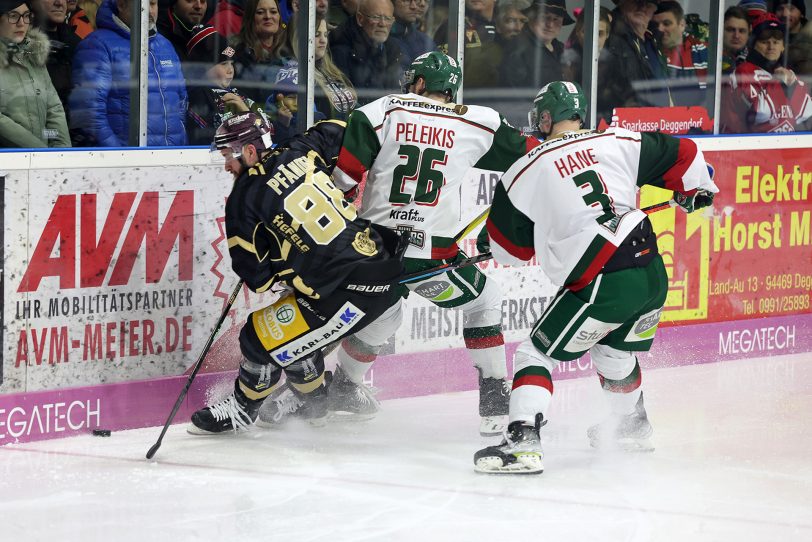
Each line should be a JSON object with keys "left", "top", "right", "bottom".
{"left": 0, "top": 29, "right": 71, "bottom": 148}
{"left": 329, "top": 18, "right": 404, "bottom": 102}
{"left": 68, "top": 0, "right": 188, "bottom": 147}
{"left": 156, "top": 6, "right": 205, "bottom": 60}
{"left": 389, "top": 19, "right": 434, "bottom": 67}
{"left": 500, "top": 29, "right": 564, "bottom": 90}
{"left": 603, "top": 14, "right": 673, "bottom": 110}
{"left": 42, "top": 23, "right": 82, "bottom": 114}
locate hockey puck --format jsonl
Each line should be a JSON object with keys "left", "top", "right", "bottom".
{"left": 92, "top": 429, "right": 112, "bottom": 437}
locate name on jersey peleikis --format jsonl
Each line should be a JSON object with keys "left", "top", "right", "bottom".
{"left": 395, "top": 122, "right": 455, "bottom": 149}
{"left": 271, "top": 213, "right": 311, "bottom": 252}
{"left": 265, "top": 155, "right": 310, "bottom": 195}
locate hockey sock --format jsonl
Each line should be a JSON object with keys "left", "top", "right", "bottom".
{"left": 509, "top": 366, "right": 553, "bottom": 426}
{"left": 336, "top": 336, "right": 379, "bottom": 384}
{"left": 464, "top": 325, "right": 507, "bottom": 379}
{"left": 598, "top": 359, "right": 642, "bottom": 416}
{"left": 238, "top": 358, "right": 283, "bottom": 401}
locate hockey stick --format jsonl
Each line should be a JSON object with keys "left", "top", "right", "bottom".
{"left": 453, "top": 207, "right": 490, "bottom": 243}
{"left": 641, "top": 199, "right": 675, "bottom": 214}
{"left": 399, "top": 252, "right": 493, "bottom": 284}
{"left": 399, "top": 199, "right": 674, "bottom": 284}
{"left": 146, "top": 279, "right": 244, "bottom": 459}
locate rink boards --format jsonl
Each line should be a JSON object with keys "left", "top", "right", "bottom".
{"left": 1, "top": 134, "right": 811, "bottom": 444}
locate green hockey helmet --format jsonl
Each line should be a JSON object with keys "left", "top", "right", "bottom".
{"left": 529, "top": 81, "right": 587, "bottom": 130}
{"left": 402, "top": 51, "right": 462, "bottom": 101}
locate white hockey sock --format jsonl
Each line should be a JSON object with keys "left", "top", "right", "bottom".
{"left": 469, "top": 345, "right": 508, "bottom": 379}
{"left": 509, "top": 385, "right": 551, "bottom": 426}
{"left": 336, "top": 343, "right": 374, "bottom": 384}
{"left": 604, "top": 388, "right": 642, "bottom": 416}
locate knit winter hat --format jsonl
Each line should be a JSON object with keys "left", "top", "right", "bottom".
{"left": 738, "top": 0, "right": 768, "bottom": 20}
{"left": 751, "top": 12, "right": 786, "bottom": 40}
{"left": 773, "top": 0, "right": 807, "bottom": 18}
{"left": 186, "top": 25, "right": 236, "bottom": 65}
{"left": 0, "top": 0, "right": 29, "bottom": 17}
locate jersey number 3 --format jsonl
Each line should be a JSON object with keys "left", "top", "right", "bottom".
{"left": 573, "top": 170, "right": 619, "bottom": 231}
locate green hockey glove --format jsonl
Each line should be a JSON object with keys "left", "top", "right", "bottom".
{"left": 674, "top": 189, "right": 715, "bottom": 213}
{"left": 476, "top": 225, "right": 491, "bottom": 254}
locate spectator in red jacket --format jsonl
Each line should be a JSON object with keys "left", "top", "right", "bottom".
{"left": 722, "top": 12, "right": 812, "bottom": 133}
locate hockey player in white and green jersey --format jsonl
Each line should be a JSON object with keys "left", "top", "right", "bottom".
{"left": 474, "top": 81, "right": 718, "bottom": 474}
{"left": 327, "top": 51, "right": 540, "bottom": 436}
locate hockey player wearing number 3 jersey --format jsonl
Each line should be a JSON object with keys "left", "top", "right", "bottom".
{"left": 326, "top": 51, "right": 540, "bottom": 436}
{"left": 473, "top": 81, "right": 718, "bottom": 474}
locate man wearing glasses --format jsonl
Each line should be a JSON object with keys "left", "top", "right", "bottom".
{"left": 330, "top": 0, "right": 405, "bottom": 102}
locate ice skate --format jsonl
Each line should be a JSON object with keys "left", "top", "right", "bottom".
{"left": 327, "top": 366, "right": 380, "bottom": 421}
{"left": 474, "top": 414, "right": 546, "bottom": 474}
{"left": 587, "top": 393, "right": 654, "bottom": 452}
{"left": 478, "top": 372, "right": 510, "bottom": 436}
{"left": 256, "top": 379, "right": 330, "bottom": 428}
{"left": 188, "top": 382, "right": 261, "bottom": 435}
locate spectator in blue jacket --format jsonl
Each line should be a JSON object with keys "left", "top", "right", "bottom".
{"left": 69, "top": 0, "right": 188, "bottom": 146}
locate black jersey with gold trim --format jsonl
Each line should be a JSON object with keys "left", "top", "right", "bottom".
{"left": 225, "top": 120, "right": 389, "bottom": 297}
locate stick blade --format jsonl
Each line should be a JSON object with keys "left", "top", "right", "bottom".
{"left": 146, "top": 441, "right": 161, "bottom": 460}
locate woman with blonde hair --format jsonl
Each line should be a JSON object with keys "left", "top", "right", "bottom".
{"left": 231, "top": 0, "right": 291, "bottom": 103}
{"left": 287, "top": 13, "right": 357, "bottom": 120}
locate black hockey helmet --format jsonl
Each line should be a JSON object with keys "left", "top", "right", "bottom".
{"left": 212, "top": 112, "right": 273, "bottom": 158}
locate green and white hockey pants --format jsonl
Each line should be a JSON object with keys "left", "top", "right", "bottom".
{"left": 510, "top": 255, "right": 668, "bottom": 424}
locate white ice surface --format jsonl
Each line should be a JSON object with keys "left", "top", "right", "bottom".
{"left": 1, "top": 353, "right": 811, "bottom": 542}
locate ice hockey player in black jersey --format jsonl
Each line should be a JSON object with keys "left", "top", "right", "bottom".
{"left": 188, "top": 112, "right": 406, "bottom": 434}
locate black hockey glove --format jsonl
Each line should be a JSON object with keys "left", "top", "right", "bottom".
{"left": 476, "top": 225, "right": 491, "bottom": 254}
{"left": 674, "top": 189, "right": 715, "bottom": 213}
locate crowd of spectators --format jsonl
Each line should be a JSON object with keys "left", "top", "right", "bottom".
{"left": 2, "top": 0, "right": 812, "bottom": 148}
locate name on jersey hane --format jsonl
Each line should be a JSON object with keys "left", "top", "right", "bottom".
{"left": 554, "top": 148, "right": 600, "bottom": 178}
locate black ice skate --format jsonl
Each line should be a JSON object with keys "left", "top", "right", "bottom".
{"left": 587, "top": 393, "right": 654, "bottom": 451}
{"left": 327, "top": 366, "right": 380, "bottom": 421}
{"left": 478, "top": 370, "right": 510, "bottom": 436}
{"left": 256, "top": 378, "right": 330, "bottom": 428}
{"left": 187, "top": 382, "right": 261, "bottom": 435}
{"left": 474, "top": 414, "right": 546, "bottom": 474}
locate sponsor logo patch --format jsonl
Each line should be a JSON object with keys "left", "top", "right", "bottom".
{"left": 395, "top": 225, "right": 425, "bottom": 249}
{"left": 252, "top": 299, "right": 310, "bottom": 350}
{"left": 413, "top": 280, "right": 455, "bottom": 301}
{"left": 625, "top": 308, "right": 662, "bottom": 342}
{"left": 270, "top": 302, "right": 365, "bottom": 366}
{"left": 562, "top": 317, "right": 620, "bottom": 353}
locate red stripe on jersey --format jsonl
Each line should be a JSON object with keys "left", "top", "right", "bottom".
{"left": 337, "top": 147, "right": 368, "bottom": 184}
{"left": 486, "top": 217, "right": 535, "bottom": 261}
{"left": 513, "top": 374, "right": 554, "bottom": 394}
{"left": 430, "top": 243, "right": 459, "bottom": 260}
{"left": 464, "top": 334, "right": 505, "bottom": 350}
{"left": 567, "top": 240, "right": 615, "bottom": 291}
{"left": 662, "top": 138, "right": 698, "bottom": 192}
